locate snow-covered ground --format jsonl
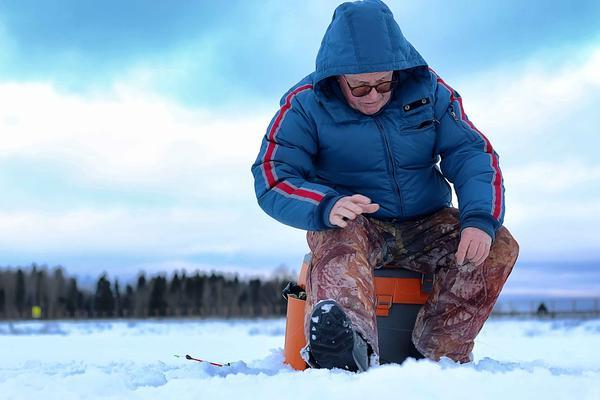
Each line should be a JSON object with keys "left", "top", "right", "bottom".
{"left": 1, "top": 317, "right": 599, "bottom": 400}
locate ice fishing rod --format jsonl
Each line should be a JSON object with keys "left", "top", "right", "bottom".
{"left": 173, "top": 354, "right": 231, "bottom": 367}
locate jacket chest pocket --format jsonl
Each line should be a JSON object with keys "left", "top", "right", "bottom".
{"left": 399, "top": 117, "right": 438, "bottom": 135}
{"left": 390, "top": 101, "right": 437, "bottom": 164}
{"left": 397, "top": 97, "right": 436, "bottom": 135}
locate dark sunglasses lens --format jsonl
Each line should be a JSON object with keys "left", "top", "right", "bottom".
{"left": 375, "top": 81, "right": 394, "bottom": 93}
{"left": 351, "top": 86, "right": 372, "bottom": 97}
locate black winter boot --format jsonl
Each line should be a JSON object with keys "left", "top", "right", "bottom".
{"left": 304, "top": 299, "right": 370, "bottom": 372}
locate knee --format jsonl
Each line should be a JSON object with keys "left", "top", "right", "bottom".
{"left": 307, "top": 214, "right": 372, "bottom": 250}
{"left": 344, "top": 214, "right": 371, "bottom": 230}
{"left": 494, "top": 227, "right": 520, "bottom": 265}
{"left": 311, "top": 214, "right": 370, "bottom": 237}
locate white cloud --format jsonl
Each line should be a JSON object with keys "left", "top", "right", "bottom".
{"left": 0, "top": 206, "right": 306, "bottom": 256}
{"left": 436, "top": 46, "right": 600, "bottom": 262}
{"left": 449, "top": 45, "right": 600, "bottom": 153}
{"left": 1, "top": 45, "right": 600, "bottom": 274}
{"left": 0, "top": 81, "right": 270, "bottom": 186}
{"left": 504, "top": 160, "right": 600, "bottom": 194}
{"left": 0, "top": 79, "right": 310, "bottom": 274}
{"left": 500, "top": 159, "right": 600, "bottom": 261}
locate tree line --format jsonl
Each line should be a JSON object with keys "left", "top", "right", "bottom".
{"left": 0, "top": 264, "right": 294, "bottom": 320}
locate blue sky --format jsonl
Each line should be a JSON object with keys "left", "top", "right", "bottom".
{"left": 0, "top": 1, "right": 599, "bottom": 295}
{"left": 2, "top": 0, "right": 599, "bottom": 106}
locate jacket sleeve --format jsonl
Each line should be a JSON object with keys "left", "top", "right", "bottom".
{"left": 432, "top": 72, "right": 505, "bottom": 241}
{"left": 251, "top": 85, "right": 343, "bottom": 231}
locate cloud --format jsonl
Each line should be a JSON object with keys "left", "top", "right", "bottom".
{"left": 0, "top": 206, "right": 304, "bottom": 255}
{"left": 0, "top": 81, "right": 269, "bottom": 186}
{"left": 5, "top": 47, "right": 593, "bottom": 197}
{"left": 505, "top": 161, "right": 600, "bottom": 194}
{"left": 0, "top": 205, "right": 308, "bottom": 277}
{"left": 0, "top": 80, "right": 312, "bottom": 274}
{"left": 1, "top": 42, "right": 600, "bottom": 276}
{"left": 431, "top": 46, "right": 600, "bottom": 262}
{"left": 2, "top": 1, "right": 598, "bottom": 108}
{"left": 439, "top": 47, "right": 600, "bottom": 263}
{"left": 0, "top": 1, "right": 333, "bottom": 106}
{"left": 446, "top": 45, "right": 600, "bottom": 155}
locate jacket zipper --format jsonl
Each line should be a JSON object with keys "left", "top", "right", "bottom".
{"left": 374, "top": 117, "right": 404, "bottom": 216}
{"left": 449, "top": 105, "right": 459, "bottom": 121}
{"left": 448, "top": 104, "right": 477, "bottom": 142}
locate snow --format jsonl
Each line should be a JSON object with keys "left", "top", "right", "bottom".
{"left": 1, "top": 318, "right": 599, "bottom": 400}
{"left": 320, "top": 303, "right": 334, "bottom": 313}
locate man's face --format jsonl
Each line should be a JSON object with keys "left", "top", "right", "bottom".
{"left": 337, "top": 71, "right": 394, "bottom": 115}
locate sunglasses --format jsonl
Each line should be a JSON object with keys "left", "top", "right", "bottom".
{"left": 342, "top": 76, "right": 398, "bottom": 97}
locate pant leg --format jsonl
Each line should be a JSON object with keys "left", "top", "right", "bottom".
{"left": 376, "top": 207, "right": 520, "bottom": 362}
{"left": 304, "top": 215, "right": 389, "bottom": 356}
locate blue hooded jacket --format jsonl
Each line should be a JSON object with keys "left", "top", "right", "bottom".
{"left": 251, "top": 0, "right": 505, "bottom": 241}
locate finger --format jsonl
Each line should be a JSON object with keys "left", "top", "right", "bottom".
{"left": 472, "top": 242, "right": 487, "bottom": 266}
{"left": 455, "top": 237, "right": 470, "bottom": 266}
{"left": 330, "top": 214, "right": 347, "bottom": 228}
{"left": 340, "top": 202, "right": 364, "bottom": 215}
{"left": 335, "top": 207, "right": 358, "bottom": 221}
{"left": 474, "top": 244, "right": 491, "bottom": 266}
{"left": 350, "top": 194, "right": 373, "bottom": 204}
{"left": 360, "top": 203, "right": 380, "bottom": 213}
{"left": 465, "top": 240, "right": 480, "bottom": 263}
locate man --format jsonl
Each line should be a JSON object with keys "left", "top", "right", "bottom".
{"left": 251, "top": 0, "right": 519, "bottom": 372}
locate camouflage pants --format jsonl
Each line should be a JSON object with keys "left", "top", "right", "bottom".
{"left": 304, "top": 207, "right": 519, "bottom": 363}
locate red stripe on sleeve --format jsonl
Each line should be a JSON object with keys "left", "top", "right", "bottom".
{"left": 434, "top": 73, "right": 503, "bottom": 220}
{"left": 277, "top": 181, "right": 325, "bottom": 203}
{"left": 260, "top": 84, "right": 325, "bottom": 204}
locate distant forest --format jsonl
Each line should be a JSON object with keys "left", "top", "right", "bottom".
{"left": 0, "top": 264, "right": 294, "bottom": 320}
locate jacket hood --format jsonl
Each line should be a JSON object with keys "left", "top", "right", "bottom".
{"left": 314, "top": 0, "right": 427, "bottom": 89}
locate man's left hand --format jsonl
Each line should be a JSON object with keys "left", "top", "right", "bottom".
{"left": 455, "top": 227, "right": 492, "bottom": 267}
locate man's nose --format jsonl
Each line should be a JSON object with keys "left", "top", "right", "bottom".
{"left": 365, "top": 86, "right": 380, "bottom": 100}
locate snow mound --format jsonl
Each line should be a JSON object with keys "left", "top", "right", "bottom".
{"left": 0, "top": 318, "right": 599, "bottom": 399}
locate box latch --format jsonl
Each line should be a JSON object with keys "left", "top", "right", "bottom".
{"left": 376, "top": 294, "right": 393, "bottom": 317}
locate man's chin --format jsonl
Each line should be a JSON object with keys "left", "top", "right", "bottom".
{"left": 359, "top": 105, "right": 382, "bottom": 115}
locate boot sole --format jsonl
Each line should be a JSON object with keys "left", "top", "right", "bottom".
{"left": 308, "top": 300, "right": 366, "bottom": 372}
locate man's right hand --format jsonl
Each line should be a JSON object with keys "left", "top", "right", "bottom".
{"left": 329, "top": 194, "right": 380, "bottom": 228}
